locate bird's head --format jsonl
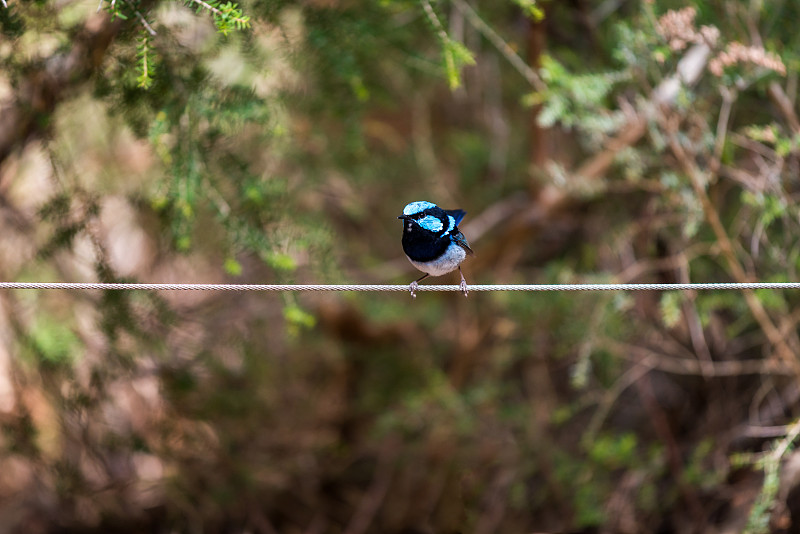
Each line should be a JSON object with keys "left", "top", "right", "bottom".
{"left": 398, "top": 201, "right": 449, "bottom": 235}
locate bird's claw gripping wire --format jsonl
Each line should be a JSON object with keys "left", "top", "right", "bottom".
{"left": 410, "top": 272, "right": 468, "bottom": 299}
{"left": 409, "top": 280, "right": 419, "bottom": 299}
{"left": 409, "top": 274, "right": 430, "bottom": 299}
{"left": 459, "top": 267, "right": 468, "bottom": 298}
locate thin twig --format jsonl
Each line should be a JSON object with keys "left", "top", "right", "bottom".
{"left": 420, "top": 0, "right": 450, "bottom": 47}
{"left": 742, "top": 425, "right": 796, "bottom": 438}
{"left": 608, "top": 340, "right": 795, "bottom": 377}
{"left": 771, "top": 418, "right": 800, "bottom": 460}
{"left": 584, "top": 354, "right": 654, "bottom": 443}
{"left": 767, "top": 81, "right": 800, "bottom": 134}
{"left": 710, "top": 86, "right": 735, "bottom": 175}
{"left": 450, "top": 0, "right": 546, "bottom": 92}
{"left": 203, "top": 179, "right": 231, "bottom": 217}
{"left": 129, "top": 1, "right": 157, "bottom": 36}
{"left": 188, "top": 0, "right": 220, "bottom": 12}
{"left": 343, "top": 439, "right": 396, "bottom": 534}
{"left": 729, "top": 132, "right": 780, "bottom": 162}
{"left": 677, "top": 254, "right": 714, "bottom": 375}
{"left": 614, "top": 243, "right": 712, "bottom": 284}
{"left": 186, "top": 0, "right": 248, "bottom": 25}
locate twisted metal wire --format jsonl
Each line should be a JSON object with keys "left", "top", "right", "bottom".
{"left": 1, "top": 282, "right": 800, "bottom": 292}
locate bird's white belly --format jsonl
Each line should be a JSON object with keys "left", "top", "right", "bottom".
{"left": 406, "top": 243, "right": 467, "bottom": 277}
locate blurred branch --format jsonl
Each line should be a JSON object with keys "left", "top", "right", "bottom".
{"left": 584, "top": 354, "right": 654, "bottom": 443}
{"left": 769, "top": 418, "right": 800, "bottom": 460}
{"left": 743, "top": 417, "right": 800, "bottom": 531}
{"left": 676, "top": 254, "right": 714, "bottom": 374}
{"left": 590, "top": 0, "right": 624, "bottom": 26}
{"left": 0, "top": 12, "right": 134, "bottom": 163}
{"left": 461, "top": 192, "right": 528, "bottom": 243}
{"left": 710, "top": 86, "right": 735, "bottom": 175}
{"left": 634, "top": 372, "right": 705, "bottom": 526}
{"left": 590, "top": 327, "right": 797, "bottom": 466}
{"left": 662, "top": 114, "right": 800, "bottom": 374}
{"left": 526, "top": 13, "right": 547, "bottom": 169}
{"left": 572, "top": 115, "right": 647, "bottom": 181}
{"left": 579, "top": 43, "right": 710, "bottom": 181}
{"left": 607, "top": 340, "right": 795, "bottom": 377}
{"left": 614, "top": 243, "right": 712, "bottom": 283}
{"left": 462, "top": 44, "right": 709, "bottom": 254}
{"left": 767, "top": 81, "right": 800, "bottom": 134}
{"left": 474, "top": 468, "right": 515, "bottom": 534}
{"left": 743, "top": 424, "right": 798, "bottom": 439}
{"left": 748, "top": 21, "right": 800, "bottom": 134}
{"left": 343, "top": 438, "right": 397, "bottom": 534}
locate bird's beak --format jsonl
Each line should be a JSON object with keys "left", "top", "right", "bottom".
{"left": 398, "top": 215, "right": 409, "bottom": 220}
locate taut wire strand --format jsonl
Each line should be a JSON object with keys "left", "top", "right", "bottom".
{"left": 1, "top": 282, "right": 800, "bottom": 292}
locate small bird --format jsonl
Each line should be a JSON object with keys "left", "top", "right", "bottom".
{"left": 398, "top": 200, "right": 474, "bottom": 298}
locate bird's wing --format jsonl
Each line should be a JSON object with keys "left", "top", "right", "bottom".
{"left": 450, "top": 231, "right": 474, "bottom": 256}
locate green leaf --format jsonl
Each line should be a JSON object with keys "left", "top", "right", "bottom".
{"left": 30, "top": 318, "right": 80, "bottom": 365}
{"left": 511, "top": 0, "right": 544, "bottom": 21}
{"left": 349, "top": 76, "right": 370, "bottom": 102}
{"left": 136, "top": 31, "right": 155, "bottom": 90}
{"left": 283, "top": 304, "right": 317, "bottom": 328}
{"left": 754, "top": 288, "right": 783, "bottom": 310}
{"left": 223, "top": 257, "right": 242, "bottom": 276}
{"left": 265, "top": 252, "right": 296, "bottom": 272}
{"left": 659, "top": 292, "right": 682, "bottom": 328}
{"left": 443, "top": 39, "right": 475, "bottom": 90}
{"left": 588, "top": 432, "right": 638, "bottom": 469}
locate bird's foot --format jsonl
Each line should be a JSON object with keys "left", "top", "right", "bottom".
{"left": 458, "top": 267, "right": 469, "bottom": 298}
{"left": 409, "top": 280, "right": 418, "bottom": 299}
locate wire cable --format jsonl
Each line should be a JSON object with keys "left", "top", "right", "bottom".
{"left": 1, "top": 282, "right": 800, "bottom": 292}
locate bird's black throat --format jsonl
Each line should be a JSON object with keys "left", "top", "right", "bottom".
{"left": 401, "top": 228, "right": 450, "bottom": 262}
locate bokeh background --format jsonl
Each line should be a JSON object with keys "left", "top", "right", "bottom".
{"left": 0, "top": 0, "right": 799, "bottom": 532}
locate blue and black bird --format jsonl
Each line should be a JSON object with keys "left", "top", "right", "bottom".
{"left": 398, "top": 200, "right": 474, "bottom": 298}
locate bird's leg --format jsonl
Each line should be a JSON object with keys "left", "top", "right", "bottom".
{"left": 409, "top": 273, "right": 429, "bottom": 299}
{"left": 458, "top": 266, "right": 468, "bottom": 298}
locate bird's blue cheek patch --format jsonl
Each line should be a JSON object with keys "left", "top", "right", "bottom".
{"left": 417, "top": 215, "right": 443, "bottom": 232}
{"left": 403, "top": 201, "right": 436, "bottom": 216}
